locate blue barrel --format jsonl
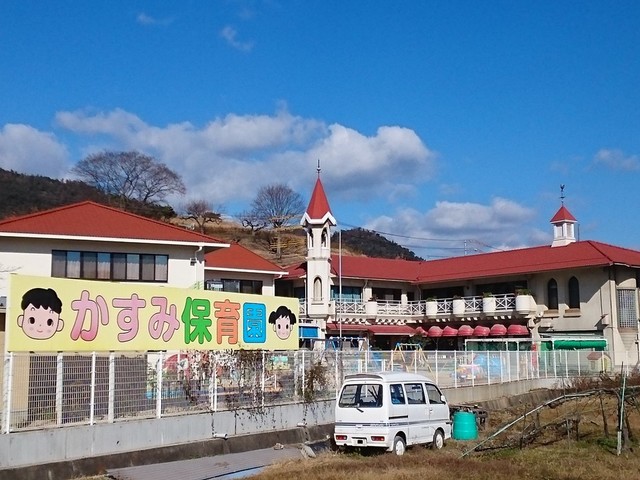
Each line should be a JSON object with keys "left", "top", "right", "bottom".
{"left": 452, "top": 411, "right": 478, "bottom": 440}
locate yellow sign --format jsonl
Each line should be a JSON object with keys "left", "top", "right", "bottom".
{"left": 6, "top": 275, "right": 299, "bottom": 352}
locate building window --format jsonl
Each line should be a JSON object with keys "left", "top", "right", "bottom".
{"left": 208, "top": 279, "right": 263, "bottom": 294}
{"left": 52, "top": 250, "right": 169, "bottom": 282}
{"left": 547, "top": 279, "right": 558, "bottom": 310}
{"left": 617, "top": 289, "right": 638, "bottom": 328}
{"left": 568, "top": 276, "right": 580, "bottom": 309}
{"left": 331, "top": 286, "right": 363, "bottom": 302}
{"left": 321, "top": 229, "right": 328, "bottom": 247}
{"left": 313, "top": 277, "right": 322, "bottom": 301}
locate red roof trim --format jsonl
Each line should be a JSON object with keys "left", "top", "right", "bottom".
{"left": 367, "top": 325, "right": 416, "bottom": 336}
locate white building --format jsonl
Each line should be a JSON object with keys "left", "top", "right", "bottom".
{"left": 0, "top": 201, "right": 287, "bottom": 362}
{"left": 277, "top": 176, "right": 640, "bottom": 367}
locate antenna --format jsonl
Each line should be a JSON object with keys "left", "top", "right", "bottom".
{"left": 560, "top": 184, "right": 565, "bottom": 205}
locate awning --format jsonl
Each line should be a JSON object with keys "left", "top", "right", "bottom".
{"left": 457, "top": 325, "right": 474, "bottom": 337}
{"left": 507, "top": 324, "right": 529, "bottom": 336}
{"left": 427, "top": 326, "right": 443, "bottom": 338}
{"left": 552, "top": 339, "right": 607, "bottom": 350}
{"left": 489, "top": 324, "right": 508, "bottom": 336}
{"left": 441, "top": 326, "right": 458, "bottom": 337}
{"left": 367, "top": 325, "right": 417, "bottom": 336}
{"left": 473, "top": 325, "right": 490, "bottom": 337}
{"left": 299, "top": 324, "right": 321, "bottom": 339}
{"left": 326, "top": 322, "right": 368, "bottom": 332}
{"left": 415, "top": 326, "right": 428, "bottom": 337}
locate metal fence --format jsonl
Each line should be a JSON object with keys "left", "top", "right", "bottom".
{"left": 1, "top": 348, "right": 611, "bottom": 433}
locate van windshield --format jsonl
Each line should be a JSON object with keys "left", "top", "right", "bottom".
{"left": 338, "top": 383, "right": 382, "bottom": 408}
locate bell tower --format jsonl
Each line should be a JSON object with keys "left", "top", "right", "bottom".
{"left": 551, "top": 185, "right": 577, "bottom": 247}
{"left": 301, "top": 163, "right": 336, "bottom": 321}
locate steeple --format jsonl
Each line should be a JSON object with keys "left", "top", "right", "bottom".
{"left": 301, "top": 163, "right": 335, "bottom": 323}
{"left": 550, "top": 185, "right": 577, "bottom": 247}
{"left": 301, "top": 162, "right": 336, "bottom": 227}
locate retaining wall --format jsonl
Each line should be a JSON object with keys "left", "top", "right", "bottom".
{"left": 0, "top": 377, "right": 567, "bottom": 479}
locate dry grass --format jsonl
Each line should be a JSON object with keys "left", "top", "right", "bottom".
{"left": 254, "top": 444, "right": 640, "bottom": 480}
{"left": 252, "top": 385, "right": 640, "bottom": 480}
{"left": 69, "top": 376, "right": 640, "bottom": 480}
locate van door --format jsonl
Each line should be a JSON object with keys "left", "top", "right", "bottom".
{"left": 388, "top": 383, "right": 408, "bottom": 439}
{"left": 424, "top": 383, "right": 451, "bottom": 436}
{"left": 403, "top": 382, "right": 431, "bottom": 444}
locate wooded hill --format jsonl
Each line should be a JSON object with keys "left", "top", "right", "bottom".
{"left": 0, "top": 167, "right": 421, "bottom": 265}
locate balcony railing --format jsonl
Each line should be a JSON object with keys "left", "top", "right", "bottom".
{"left": 298, "top": 293, "right": 528, "bottom": 319}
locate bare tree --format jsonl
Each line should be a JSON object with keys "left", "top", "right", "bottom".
{"left": 71, "top": 151, "right": 186, "bottom": 208}
{"left": 239, "top": 210, "right": 268, "bottom": 234}
{"left": 248, "top": 183, "right": 305, "bottom": 229}
{"left": 182, "top": 199, "right": 222, "bottom": 233}
{"left": 242, "top": 184, "right": 305, "bottom": 258}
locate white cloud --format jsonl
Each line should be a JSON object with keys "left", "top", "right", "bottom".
{"left": 365, "top": 198, "right": 543, "bottom": 258}
{"left": 220, "top": 25, "right": 254, "bottom": 52}
{"left": 54, "top": 108, "right": 436, "bottom": 209}
{"left": 0, "top": 124, "right": 69, "bottom": 177}
{"left": 593, "top": 149, "right": 640, "bottom": 171}
{"left": 136, "top": 13, "right": 173, "bottom": 26}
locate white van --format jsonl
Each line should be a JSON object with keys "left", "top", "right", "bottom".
{"left": 334, "top": 371, "right": 452, "bottom": 455}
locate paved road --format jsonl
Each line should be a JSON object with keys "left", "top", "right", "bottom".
{"left": 107, "top": 445, "right": 305, "bottom": 480}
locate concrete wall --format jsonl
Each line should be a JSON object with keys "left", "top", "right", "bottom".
{"left": 0, "top": 398, "right": 334, "bottom": 469}
{"left": 0, "top": 377, "right": 561, "bottom": 470}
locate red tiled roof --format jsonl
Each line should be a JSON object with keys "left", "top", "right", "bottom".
{"left": 205, "top": 243, "right": 286, "bottom": 274}
{"left": 330, "top": 254, "right": 423, "bottom": 281}
{"left": 0, "top": 201, "right": 225, "bottom": 245}
{"left": 302, "top": 177, "right": 336, "bottom": 225}
{"left": 281, "top": 261, "right": 307, "bottom": 279}
{"left": 550, "top": 205, "right": 576, "bottom": 223}
{"left": 282, "top": 240, "right": 640, "bottom": 284}
{"left": 414, "top": 240, "right": 640, "bottom": 284}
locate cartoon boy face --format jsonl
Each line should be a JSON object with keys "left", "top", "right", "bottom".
{"left": 17, "top": 288, "right": 64, "bottom": 340}
{"left": 268, "top": 305, "right": 297, "bottom": 341}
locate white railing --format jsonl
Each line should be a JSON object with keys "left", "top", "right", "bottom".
{"left": 1, "top": 348, "right": 610, "bottom": 433}
{"left": 300, "top": 294, "right": 520, "bottom": 318}
{"left": 336, "top": 301, "right": 367, "bottom": 314}
{"left": 375, "top": 300, "right": 424, "bottom": 315}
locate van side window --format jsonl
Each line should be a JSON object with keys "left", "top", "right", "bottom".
{"left": 425, "top": 383, "right": 445, "bottom": 404}
{"left": 404, "top": 383, "right": 426, "bottom": 404}
{"left": 390, "top": 384, "right": 405, "bottom": 404}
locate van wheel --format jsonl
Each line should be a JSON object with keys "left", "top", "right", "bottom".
{"left": 392, "top": 435, "right": 406, "bottom": 456}
{"left": 431, "top": 430, "right": 445, "bottom": 450}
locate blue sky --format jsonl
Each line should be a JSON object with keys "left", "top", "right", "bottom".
{"left": 1, "top": 1, "right": 639, "bottom": 258}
